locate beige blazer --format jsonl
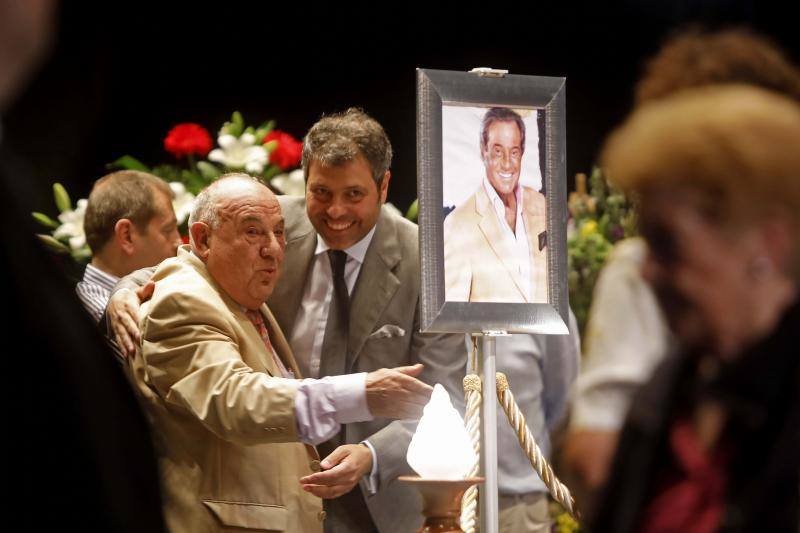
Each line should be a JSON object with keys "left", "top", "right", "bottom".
{"left": 127, "top": 246, "right": 323, "bottom": 532}
{"left": 443, "top": 185, "right": 548, "bottom": 303}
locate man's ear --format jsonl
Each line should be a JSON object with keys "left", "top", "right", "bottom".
{"left": 190, "top": 221, "right": 212, "bottom": 261}
{"left": 114, "top": 219, "right": 135, "bottom": 255}
{"left": 379, "top": 170, "right": 391, "bottom": 204}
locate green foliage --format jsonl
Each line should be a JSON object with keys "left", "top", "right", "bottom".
{"left": 196, "top": 161, "right": 222, "bottom": 181}
{"left": 53, "top": 182, "right": 71, "bottom": 212}
{"left": 108, "top": 155, "right": 150, "bottom": 172}
{"left": 221, "top": 111, "right": 245, "bottom": 137}
{"left": 405, "top": 199, "right": 419, "bottom": 222}
{"left": 567, "top": 167, "right": 636, "bottom": 336}
{"left": 36, "top": 234, "right": 70, "bottom": 254}
{"left": 32, "top": 212, "right": 59, "bottom": 229}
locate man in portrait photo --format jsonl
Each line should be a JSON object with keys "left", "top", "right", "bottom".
{"left": 443, "top": 107, "right": 548, "bottom": 303}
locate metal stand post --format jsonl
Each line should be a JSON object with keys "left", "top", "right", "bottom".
{"left": 479, "top": 334, "right": 499, "bottom": 533}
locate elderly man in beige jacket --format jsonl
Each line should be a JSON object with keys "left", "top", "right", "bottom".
{"left": 126, "top": 174, "right": 432, "bottom": 532}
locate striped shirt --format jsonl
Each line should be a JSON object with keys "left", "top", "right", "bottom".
{"left": 76, "top": 264, "right": 127, "bottom": 364}
{"left": 76, "top": 264, "right": 119, "bottom": 323}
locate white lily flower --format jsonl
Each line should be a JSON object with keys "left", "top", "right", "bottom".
{"left": 169, "top": 182, "right": 196, "bottom": 225}
{"left": 270, "top": 169, "right": 306, "bottom": 196}
{"left": 53, "top": 198, "right": 88, "bottom": 251}
{"left": 208, "top": 132, "right": 269, "bottom": 174}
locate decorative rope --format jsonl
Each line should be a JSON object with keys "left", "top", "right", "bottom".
{"left": 496, "top": 372, "right": 579, "bottom": 520}
{"left": 460, "top": 374, "right": 482, "bottom": 533}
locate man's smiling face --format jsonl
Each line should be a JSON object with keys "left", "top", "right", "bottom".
{"left": 482, "top": 120, "right": 523, "bottom": 197}
{"left": 305, "top": 155, "right": 389, "bottom": 250}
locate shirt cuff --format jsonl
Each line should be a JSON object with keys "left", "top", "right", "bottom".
{"left": 331, "top": 372, "right": 372, "bottom": 424}
{"left": 360, "top": 440, "right": 379, "bottom": 495}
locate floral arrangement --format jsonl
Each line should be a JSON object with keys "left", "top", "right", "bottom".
{"left": 112, "top": 111, "right": 305, "bottom": 196}
{"left": 567, "top": 167, "right": 637, "bottom": 335}
{"left": 33, "top": 112, "right": 305, "bottom": 266}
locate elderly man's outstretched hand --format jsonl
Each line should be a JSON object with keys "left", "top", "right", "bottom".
{"left": 365, "top": 364, "right": 432, "bottom": 420}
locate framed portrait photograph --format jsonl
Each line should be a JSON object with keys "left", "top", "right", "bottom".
{"left": 417, "top": 68, "right": 568, "bottom": 334}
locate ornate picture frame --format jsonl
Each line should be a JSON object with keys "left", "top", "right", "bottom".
{"left": 417, "top": 68, "right": 568, "bottom": 334}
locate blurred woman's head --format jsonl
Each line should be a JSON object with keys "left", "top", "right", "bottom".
{"left": 602, "top": 85, "right": 800, "bottom": 359}
{"left": 635, "top": 27, "right": 800, "bottom": 105}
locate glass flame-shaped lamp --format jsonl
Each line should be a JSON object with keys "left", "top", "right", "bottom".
{"left": 401, "top": 384, "right": 483, "bottom": 532}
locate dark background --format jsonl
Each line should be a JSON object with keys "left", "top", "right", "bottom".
{"left": 5, "top": 0, "right": 797, "bottom": 215}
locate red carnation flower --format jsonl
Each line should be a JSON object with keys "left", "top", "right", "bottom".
{"left": 264, "top": 130, "right": 303, "bottom": 170}
{"left": 164, "top": 123, "right": 213, "bottom": 158}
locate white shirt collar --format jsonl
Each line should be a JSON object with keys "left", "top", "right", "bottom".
{"left": 83, "top": 263, "right": 120, "bottom": 291}
{"left": 314, "top": 224, "right": 377, "bottom": 265}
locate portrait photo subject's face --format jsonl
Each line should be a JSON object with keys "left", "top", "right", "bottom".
{"left": 204, "top": 183, "right": 286, "bottom": 310}
{"left": 305, "top": 155, "right": 389, "bottom": 250}
{"left": 482, "top": 120, "right": 524, "bottom": 198}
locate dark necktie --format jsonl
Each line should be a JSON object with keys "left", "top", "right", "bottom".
{"left": 318, "top": 250, "right": 377, "bottom": 533}
{"left": 319, "top": 250, "right": 350, "bottom": 378}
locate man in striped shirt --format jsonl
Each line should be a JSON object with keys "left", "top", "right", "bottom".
{"left": 77, "top": 170, "right": 181, "bottom": 325}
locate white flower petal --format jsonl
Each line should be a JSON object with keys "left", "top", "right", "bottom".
{"left": 208, "top": 149, "right": 226, "bottom": 163}
{"left": 218, "top": 134, "right": 236, "bottom": 148}
{"left": 244, "top": 145, "right": 268, "bottom": 164}
{"left": 240, "top": 132, "right": 256, "bottom": 145}
{"left": 69, "top": 235, "right": 86, "bottom": 251}
{"left": 169, "top": 181, "right": 186, "bottom": 196}
{"left": 245, "top": 161, "right": 264, "bottom": 174}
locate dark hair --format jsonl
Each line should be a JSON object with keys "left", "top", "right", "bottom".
{"left": 301, "top": 107, "right": 392, "bottom": 187}
{"left": 84, "top": 170, "right": 172, "bottom": 253}
{"left": 480, "top": 107, "right": 526, "bottom": 154}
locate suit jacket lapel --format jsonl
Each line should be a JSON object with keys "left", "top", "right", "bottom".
{"left": 523, "top": 188, "right": 549, "bottom": 303}
{"left": 475, "top": 187, "right": 530, "bottom": 301}
{"left": 268, "top": 224, "right": 316, "bottom": 338}
{"left": 261, "top": 304, "right": 303, "bottom": 378}
{"left": 347, "top": 209, "right": 401, "bottom": 371}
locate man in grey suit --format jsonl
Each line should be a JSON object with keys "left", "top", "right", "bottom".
{"left": 274, "top": 108, "right": 466, "bottom": 532}
{"left": 108, "top": 109, "right": 466, "bottom": 533}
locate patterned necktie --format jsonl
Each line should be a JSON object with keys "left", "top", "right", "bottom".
{"left": 245, "top": 309, "right": 292, "bottom": 378}
{"left": 320, "top": 249, "right": 350, "bottom": 377}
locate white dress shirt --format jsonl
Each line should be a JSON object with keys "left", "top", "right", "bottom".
{"left": 570, "top": 238, "right": 672, "bottom": 431}
{"left": 483, "top": 177, "right": 533, "bottom": 300}
{"left": 289, "top": 226, "right": 376, "bottom": 378}
{"left": 288, "top": 226, "right": 380, "bottom": 486}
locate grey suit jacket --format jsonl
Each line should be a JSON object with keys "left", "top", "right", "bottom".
{"left": 269, "top": 196, "right": 467, "bottom": 533}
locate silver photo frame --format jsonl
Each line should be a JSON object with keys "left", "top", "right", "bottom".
{"left": 417, "top": 68, "right": 568, "bottom": 334}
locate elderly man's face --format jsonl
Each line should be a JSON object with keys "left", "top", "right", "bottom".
{"left": 305, "top": 155, "right": 389, "bottom": 250}
{"left": 203, "top": 182, "right": 285, "bottom": 310}
{"left": 482, "top": 120, "right": 523, "bottom": 197}
{"left": 640, "top": 194, "right": 766, "bottom": 359}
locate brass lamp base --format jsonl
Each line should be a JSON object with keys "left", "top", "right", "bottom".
{"left": 398, "top": 476, "right": 484, "bottom": 532}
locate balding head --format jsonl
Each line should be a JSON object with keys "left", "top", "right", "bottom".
{"left": 189, "top": 173, "right": 285, "bottom": 309}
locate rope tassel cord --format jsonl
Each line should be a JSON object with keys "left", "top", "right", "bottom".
{"left": 460, "top": 374, "right": 482, "bottom": 533}
{"left": 496, "top": 372, "right": 580, "bottom": 521}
